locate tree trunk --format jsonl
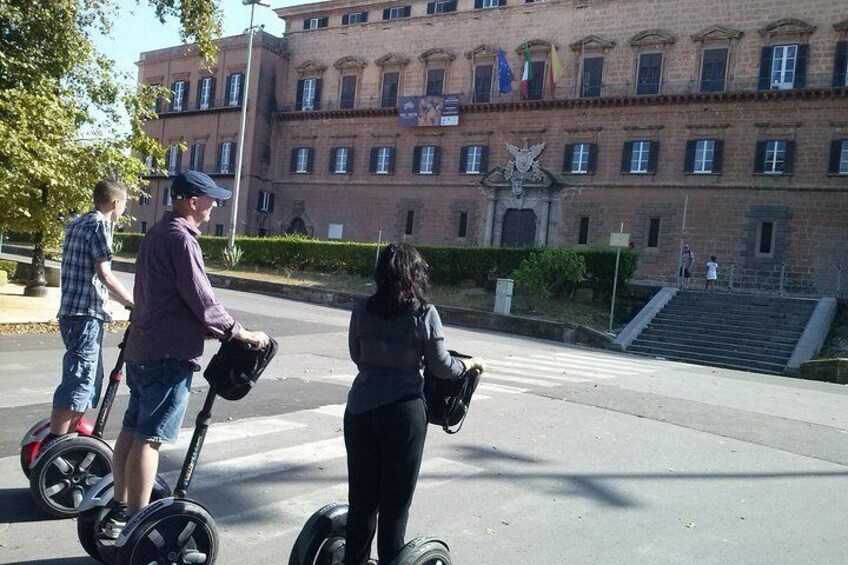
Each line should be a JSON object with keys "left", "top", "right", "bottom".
{"left": 24, "top": 185, "right": 50, "bottom": 297}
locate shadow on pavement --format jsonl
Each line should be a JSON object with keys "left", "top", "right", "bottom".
{"left": 0, "top": 487, "right": 59, "bottom": 523}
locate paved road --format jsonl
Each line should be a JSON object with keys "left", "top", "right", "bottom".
{"left": 1, "top": 275, "right": 847, "bottom": 564}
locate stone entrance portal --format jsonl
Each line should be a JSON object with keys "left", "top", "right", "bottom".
{"left": 501, "top": 209, "right": 537, "bottom": 247}
{"left": 480, "top": 139, "right": 566, "bottom": 248}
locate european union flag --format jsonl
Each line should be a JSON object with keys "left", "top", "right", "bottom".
{"left": 497, "top": 48, "right": 514, "bottom": 94}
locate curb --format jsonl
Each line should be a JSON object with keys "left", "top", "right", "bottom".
{"left": 111, "top": 259, "right": 610, "bottom": 346}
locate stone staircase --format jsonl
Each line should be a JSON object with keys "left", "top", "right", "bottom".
{"left": 626, "top": 291, "right": 819, "bottom": 374}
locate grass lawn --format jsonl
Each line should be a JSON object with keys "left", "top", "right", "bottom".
{"left": 205, "top": 263, "right": 613, "bottom": 330}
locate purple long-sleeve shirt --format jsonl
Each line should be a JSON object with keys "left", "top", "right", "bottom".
{"left": 124, "top": 212, "right": 242, "bottom": 367}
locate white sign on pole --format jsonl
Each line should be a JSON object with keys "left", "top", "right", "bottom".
{"left": 609, "top": 233, "right": 630, "bottom": 248}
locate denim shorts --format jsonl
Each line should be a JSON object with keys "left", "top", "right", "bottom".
{"left": 123, "top": 359, "right": 194, "bottom": 444}
{"left": 53, "top": 316, "right": 105, "bottom": 412}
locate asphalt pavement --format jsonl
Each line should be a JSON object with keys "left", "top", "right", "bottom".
{"left": 0, "top": 273, "right": 846, "bottom": 564}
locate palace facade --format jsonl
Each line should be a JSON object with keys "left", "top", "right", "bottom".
{"left": 131, "top": 0, "right": 848, "bottom": 294}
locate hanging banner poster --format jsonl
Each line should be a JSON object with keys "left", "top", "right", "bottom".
{"left": 398, "top": 95, "right": 461, "bottom": 127}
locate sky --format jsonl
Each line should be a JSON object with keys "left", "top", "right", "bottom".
{"left": 90, "top": 0, "right": 318, "bottom": 132}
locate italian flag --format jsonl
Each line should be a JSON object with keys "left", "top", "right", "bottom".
{"left": 520, "top": 47, "right": 532, "bottom": 99}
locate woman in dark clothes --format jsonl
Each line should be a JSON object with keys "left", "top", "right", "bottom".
{"left": 344, "top": 243, "right": 486, "bottom": 565}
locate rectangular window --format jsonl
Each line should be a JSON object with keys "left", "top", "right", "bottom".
{"left": 215, "top": 198, "right": 226, "bottom": 208}
{"left": 571, "top": 143, "right": 590, "bottom": 174}
{"left": 758, "top": 221, "right": 775, "bottom": 255}
{"left": 771, "top": 45, "right": 797, "bottom": 89}
{"left": 214, "top": 224, "right": 224, "bottom": 237}
{"left": 189, "top": 143, "right": 204, "bottom": 171}
{"left": 465, "top": 145, "right": 483, "bottom": 174}
{"left": 764, "top": 140, "right": 787, "bottom": 174}
{"left": 426, "top": 69, "right": 444, "bottom": 96}
{"left": 227, "top": 74, "right": 242, "bottom": 106}
{"left": 258, "top": 191, "right": 272, "bottom": 213}
{"left": 473, "top": 65, "right": 493, "bottom": 103}
{"left": 340, "top": 75, "right": 357, "bottom": 109}
{"left": 140, "top": 221, "right": 148, "bottom": 234}
{"left": 405, "top": 210, "right": 415, "bottom": 236}
{"left": 163, "top": 187, "right": 172, "bottom": 207}
{"left": 700, "top": 48, "right": 727, "bottom": 92}
{"left": 840, "top": 141, "right": 848, "bottom": 174}
{"left": 458, "top": 212, "right": 468, "bottom": 238}
{"left": 481, "top": 0, "right": 499, "bottom": 7}
{"left": 167, "top": 146, "right": 180, "bottom": 174}
{"left": 834, "top": 41, "right": 848, "bottom": 87}
{"left": 144, "top": 155, "right": 155, "bottom": 175}
{"left": 334, "top": 147, "right": 350, "bottom": 173}
{"left": 694, "top": 139, "right": 715, "bottom": 173}
{"left": 581, "top": 57, "right": 603, "bottom": 98}
{"left": 139, "top": 194, "right": 150, "bottom": 206}
{"left": 381, "top": 72, "right": 399, "bottom": 108}
{"left": 431, "top": 0, "right": 456, "bottom": 14}
{"left": 419, "top": 146, "right": 436, "bottom": 174}
{"left": 302, "top": 78, "right": 317, "bottom": 111}
{"left": 199, "top": 77, "right": 213, "bottom": 109}
{"left": 304, "top": 17, "right": 328, "bottom": 30}
{"left": 296, "top": 147, "right": 310, "bottom": 173}
{"left": 219, "top": 142, "right": 233, "bottom": 174}
{"left": 376, "top": 147, "right": 392, "bottom": 174}
{"left": 527, "top": 60, "right": 545, "bottom": 100}
{"left": 647, "top": 218, "right": 660, "bottom": 248}
{"left": 385, "top": 6, "right": 410, "bottom": 20}
{"left": 630, "top": 141, "right": 651, "bottom": 173}
{"left": 172, "top": 80, "right": 186, "bottom": 112}
{"left": 342, "top": 12, "right": 367, "bottom": 25}
{"left": 577, "top": 216, "right": 590, "bottom": 245}
{"left": 637, "top": 53, "right": 662, "bottom": 95}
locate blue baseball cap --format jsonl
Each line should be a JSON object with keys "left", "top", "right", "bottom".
{"left": 170, "top": 171, "right": 233, "bottom": 201}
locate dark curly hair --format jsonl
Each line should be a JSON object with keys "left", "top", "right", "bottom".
{"left": 367, "top": 243, "right": 430, "bottom": 318}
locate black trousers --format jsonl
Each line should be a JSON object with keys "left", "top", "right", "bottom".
{"left": 343, "top": 396, "right": 428, "bottom": 565}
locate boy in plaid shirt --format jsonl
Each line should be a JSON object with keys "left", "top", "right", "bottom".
{"left": 46, "top": 180, "right": 134, "bottom": 444}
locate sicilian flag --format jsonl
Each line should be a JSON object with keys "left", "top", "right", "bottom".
{"left": 497, "top": 47, "right": 514, "bottom": 94}
{"left": 548, "top": 44, "right": 562, "bottom": 97}
{"left": 520, "top": 47, "right": 532, "bottom": 99}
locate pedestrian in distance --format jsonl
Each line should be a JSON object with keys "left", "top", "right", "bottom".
{"left": 679, "top": 244, "right": 695, "bottom": 289}
{"left": 344, "top": 243, "right": 486, "bottom": 565}
{"left": 99, "top": 171, "right": 270, "bottom": 540}
{"left": 47, "top": 180, "right": 134, "bottom": 444}
{"left": 705, "top": 255, "right": 718, "bottom": 292}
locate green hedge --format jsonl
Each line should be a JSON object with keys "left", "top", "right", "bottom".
{"left": 115, "top": 234, "right": 638, "bottom": 295}
{"left": 0, "top": 259, "right": 18, "bottom": 278}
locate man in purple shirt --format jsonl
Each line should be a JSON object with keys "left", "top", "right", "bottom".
{"left": 100, "top": 171, "right": 269, "bottom": 539}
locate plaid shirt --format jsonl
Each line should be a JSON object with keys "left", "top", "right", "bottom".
{"left": 58, "top": 210, "right": 113, "bottom": 321}
{"left": 124, "top": 212, "right": 242, "bottom": 366}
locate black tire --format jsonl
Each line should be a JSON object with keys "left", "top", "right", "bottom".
{"left": 115, "top": 499, "right": 218, "bottom": 565}
{"left": 288, "top": 503, "right": 348, "bottom": 565}
{"left": 20, "top": 448, "right": 33, "bottom": 479}
{"left": 389, "top": 538, "right": 452, "bottom": 565}
{"left": 29, "top": 436, "right": 113, "bottom": 518}
{"left": 77, "top": 477, "right": 173, "bottom": 562}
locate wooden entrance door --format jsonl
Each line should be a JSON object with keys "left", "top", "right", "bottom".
{"left": 501, "top": 209, "right": 537, "bottom": 247}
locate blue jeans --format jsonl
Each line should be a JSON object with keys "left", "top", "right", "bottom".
{"left": 53, "top": 316, "right": 104, "bottom": 412}
{"left": 123, "top": 359, "right": 194, "bottom": 444}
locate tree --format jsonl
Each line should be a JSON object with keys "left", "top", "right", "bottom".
{"left": 0, "top": 0, "right": 221, "bottom": 295}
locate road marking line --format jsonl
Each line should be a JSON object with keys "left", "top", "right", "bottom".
{"left": 504, "top": 355, "right": 655, "bottom": 373}
{"left": 312, "top": 404, "right": 347, "bottom": 417}
{"left": 162, "top": 415, "right": 307, "bottom": 453}
{"left": 161, "top": 437, "right": 347, "bottom": 489}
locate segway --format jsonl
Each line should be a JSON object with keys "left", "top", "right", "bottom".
{"left": 289, "top": 352, "right": 482, "bottom": 565}
{"left": 24, "top": 324, "right": 131, "bottom": 518}
{"left": 79, "top": 336, "right": 278, "bottom": 564}
{"left": 288, "top": 503, "right": 452, "bottom": 565}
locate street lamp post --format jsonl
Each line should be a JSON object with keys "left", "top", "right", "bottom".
{"left": 228, "top": 0, "right": 270, "bottom": 248}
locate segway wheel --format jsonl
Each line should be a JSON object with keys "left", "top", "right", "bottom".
{"left": 389, "top": 538, "right": 452, "bottom": 565}
{"left": 29, "top": 436, "right": 113, "bottom": 518}
{"left": 77, "top": 478, "right": 173, "bottom": 562}
{"left": 115, "top": 499, "right": 218, "bottom": 565}
{"left": 288, "top": 502, "right": 348, "bottom": 565}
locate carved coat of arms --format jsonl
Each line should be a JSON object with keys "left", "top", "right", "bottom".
{"left": 504, "top": 139, "right": 545, "bottom": 196}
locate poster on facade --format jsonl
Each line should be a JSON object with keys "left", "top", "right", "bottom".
{"left": 399, "top": 95, "right": 460, "bottom": 127}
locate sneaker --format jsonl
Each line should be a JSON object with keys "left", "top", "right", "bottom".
{"left": 98, "top": 506, "right": 130, "bottom": 540}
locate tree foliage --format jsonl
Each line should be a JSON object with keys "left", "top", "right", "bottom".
{"left": 0, "top": 0, "right": 221, "bottom": 282}
{"left": 512, "top": 248, "right": 588, "bottom": 301}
